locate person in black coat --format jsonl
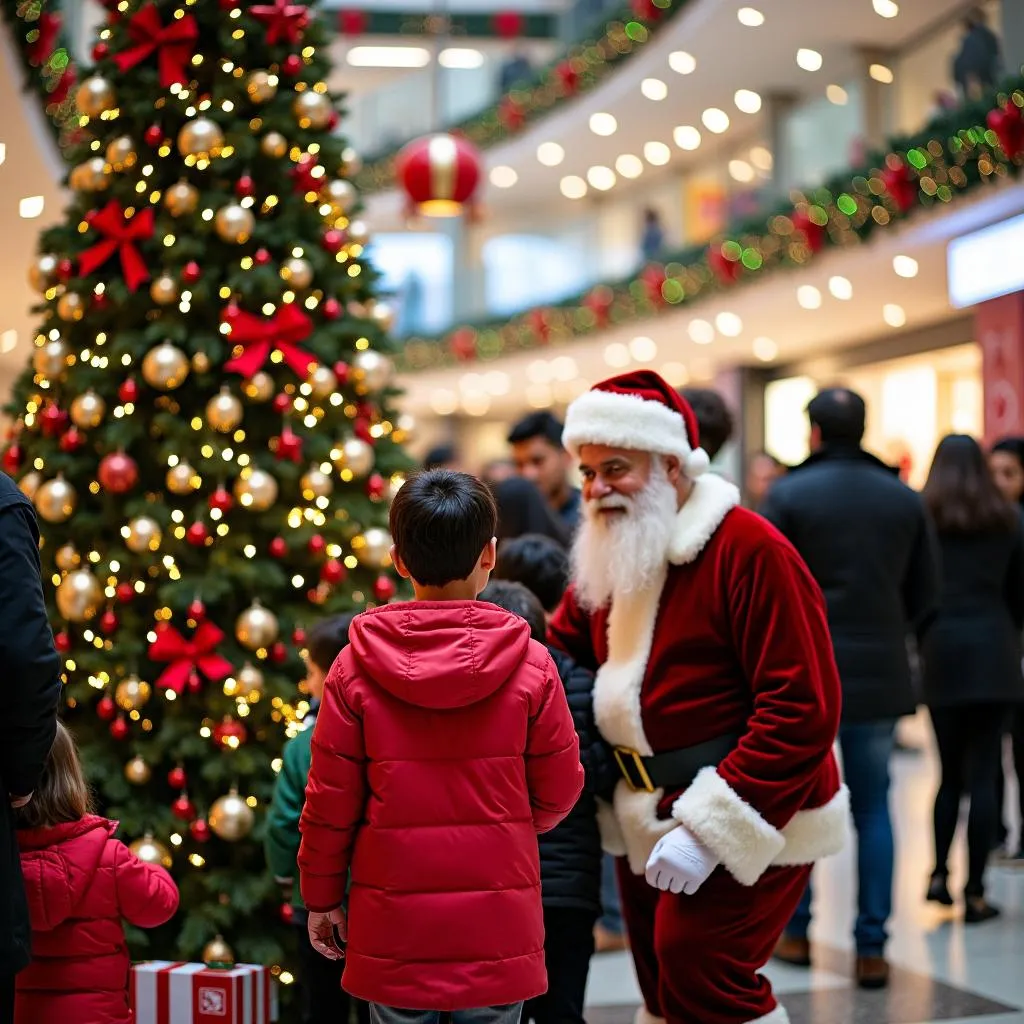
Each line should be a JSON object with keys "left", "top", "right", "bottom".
{"left": 0, "top": 472, "right": 62, "bottom": 1021}
{"left": 761, "top": 388, "right": 939, "bottom": 988}
{"left": 479, "top": 580, "right": 616, "bottom": 1024}
{"left": 952, "top": 8, "right": 1001, "bottom": 100}
{"left": 920, "top": 435, "right": 1024, "bottom": 922}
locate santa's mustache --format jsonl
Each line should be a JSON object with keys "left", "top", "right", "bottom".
{"left": 587, "top": 494, "right": 634, "bottom": 515}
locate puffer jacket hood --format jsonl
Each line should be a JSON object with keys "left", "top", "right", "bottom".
{"left": 349, "top": 600, "right": 532, "bottom": 709}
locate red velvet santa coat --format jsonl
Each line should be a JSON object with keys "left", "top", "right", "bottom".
{"left": 549, "top": 473, "right": 849, "bottom": 884}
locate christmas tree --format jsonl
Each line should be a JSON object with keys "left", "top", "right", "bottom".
{"left": 3, "top": 0, "right": 409, "bottom": 979}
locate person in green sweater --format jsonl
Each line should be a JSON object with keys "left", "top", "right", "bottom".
{"left": 265, "top": 613, "right": 369, "bottom": 1024}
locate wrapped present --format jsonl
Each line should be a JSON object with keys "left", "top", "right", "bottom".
{"left": 131, "top": 961, "right": 278, "bottom": 1023}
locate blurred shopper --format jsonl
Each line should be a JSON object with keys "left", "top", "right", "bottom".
{"left": 482, "top": 459, "right": 517, "bottom": 488}
{"left": 493, "top": 477, "right": 570, "bottom": 547}
{"left": 920, "top": 435, "right": 1024, "bottom": 922}
{"left": 991, "top": 438, "right": 1024, "bottom": 507}
{"left": 498, "top": 49, "right": 533, "bottom": 92}
{"left": 508, "top": 412, "right": 581, "bottom": 530}
{"left": 679, "top": 388, "right": 735, "bottom": 462}
{"left": 953, "top": 8, "right": 1002, "bottom": 100}
{"left": 423, "top": 444, "right": 461, "bottom": 472}
{"left": 745, "top": 450, "right": 785, "bottom": 510}
{"left": 640, "top": 208, "right": 665, "bottom": 264}
{"left": 762, "top": 387, "right": 938, "bottom": 988}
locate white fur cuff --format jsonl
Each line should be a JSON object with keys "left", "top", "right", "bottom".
{"left": 634, "top": 1008, "right": 666, "bottom": 1024}
{"left": 671, "top": 767, "right": 785, "bottom": 887}
{"left": 749, "top": 1005, "right": 789, "bottom": 1024}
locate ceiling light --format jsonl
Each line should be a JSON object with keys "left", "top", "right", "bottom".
{"left": 438, "top": 47, "right": 484, "bottom": 69}
{"left": 641, "top": 78, "right": 668, "bottom": 101}
{"left": 537, "top": 142, "right": 565, "bottom": 167}
{"left": 826, "top": 84, "right": 848, "bottom": 105}
{"left": 19, "top": 196, "right": 44, "bottom": 219}
{"left": 587, "top": 165, "right": 617, "bottom": 191}
{"left": 797, "top": 48, "right": 823, "bottom": 72}
{"left": 688, "top": 319, "right": 715, "bottom": 345}
{"left": 701, "top": 108, "right": 730, "bottom": 134}
{"left": 883, "top": 303, "right": 906, "bottom": 327}
{"left": 430, "top": 389, "right": 458, "bottom": 415}
{"left": 893, "top": 254, "right": 919, "bottom": 278}
{"left": 869, "top": 63, "right": 894, "bottom": 84}
{"left": 734, "top": 89, "right": 762, "bottom": 114}
{"left": 0, "top": 330, "right": 16, "bottom": 354}
{"left": 604, "top": 342, "right": 631, "bottom": 368}
{"left": 715, "top": 312, "right": 743, "bottom": 337}
{"left": 526, "top": 384, "right": 553, "bottom": 409}
{"left": 550, "top": 356, "right": 578, "bottom": 381}
{"left": 615, "top": 154, "right": 644, "bottom": 178}
{"left": 872, "top": 0, "right": 899, "bottom": 16}
{"left": 828, "top": 275, "right": 853, "bottom": 300}
{"left": 560, "top": 175, "right": 587, "bottom": 200}
{"left": 527, "top": 359, "right": 552, "bottom": 384}
{"left": 644, "top": 141, "right": 671, "bottom": 166}
{"left": 347, "top": 46, "right": 430, "bottom": 68}
{"left": 462, "top": 391, "right": 490, "bottom": 417}
{"left": 749, "top": 146, "right": 773, "bottom": 171}
{"left": 797, "top": 285, "right": 822, "bottom": 309}
{"left": 0, "top": 143, "right": 6, "bottom": 167}
{"left": 737, "top": 7, "right": 765, "bottom": 26}
{"left": 668, "top": 51, "right": 696, "bottom": 75}
{"left": 483, "top": 370, "right": 510, "bottom": 395}
{"left": 729, "top": 159, "right": 754, "bottom": 183}
{"left": 752, "top": 337, "right": 778, "bottom": 362}
{"left": 673, "top": 125, "right": 702, "bottom": 151}
{"left": 489, "top": 165, "right": 518, "bottom": 188}
{"left": 589, "top": 112, "right": 618, "bottom": 137}
{"left": 630, "top": 336, "right": 658, "bottom": 362}
{"left": 661, "top": 362, "right": 688, "bottom": 386}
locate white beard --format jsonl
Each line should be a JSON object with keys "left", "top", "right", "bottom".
{"left": 570, "top": 460, "right": 679, "bottom": 612}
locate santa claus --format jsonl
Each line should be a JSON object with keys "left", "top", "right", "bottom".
{"left": 548, "top": 371, "right": 849, "bottom": 1024}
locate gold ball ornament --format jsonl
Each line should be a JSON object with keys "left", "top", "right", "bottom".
{"left": 33, "top": 338, "right": 69, "bottom": 379}
{"left": 319, "top": 178, "right": 356, "bottom": 216}
{"left": 35, "top": 477, "right": 77, "bottom": 523}
{"left": 125, "top": 515, "right": 162, "bottom": 554}
{"left": 209, "top": 789, "right": 255, "bottom": 841}
{"left": 300, "top": 467, "right": 333, "bottom": 499}
{"left": 124, "top": 756, "right": 151, "bottom": 786}
{"left": 260, "top": 131, "right": 288, "bottom": 158}
{"left": 149, "top": 275, "right": 179, "bottom": 306}
{"left": 335, "top": 437, "right": 374, "bottom": 478}
{"left": 70, "top": 157, "right": 110, "bottom": 192}
{"left": 233, "top": 469, "right": 278, "bottom": 511}
{"left": 57, "top": 292, "right": 85, "bottom": 322}
{"left": 192, "top": 351, "right": 211, "bottom": 374}
{"left": 237, "top": 663, "right": 265, "bottom": 701}
{"left": 115, "top": 675, "right": 152, "bottom": 711}
{"left": 70, "top": 390, "right": 106, "bottom": 429}
{"left": 281, "top": 257, "right": 313, "bottom": 289}
{"left": 244, "top": 372, "right": 275, "bottom": 402}
{"left": 347, "top": 219, "right": 370, "bottom": 246}
{"left": 55, "top": 543, "right": 80, "bottom": 571}
{"left": 307, "top": 364, "right": 337, "bottom": 400}
{"left": 247, "top": 70, "right": 278, "bottom": 104}
{"left": 235, "top": 602, "right": 279, "bottom": 650}
{"left": 206, "top": 388, "right": 243, "bottom": 433}
{"left": 165, "top": 181, "right": 199, "bottom": 217}
{"left": 129, "top": 834, "right": 172, "bottom": 869}
{"left": 18, "top": 472, "right": 41, "bottom": 500}
{"left": 29, "top": 254, "right": 60, "bottom": 293}
{"left": 142, "top": 342, "right": 190, "bottom": 391}
{"left": 76, "top": 75, "right": 117, "bottom": 118}
{"left": 353, "top": 528, "right": 394, "bottom": 569}
{"left": 371, "top": 301, "right": 395, "bottom": 334}
{"left": 105, "top": 135, "right": 136, "bottom": 172}
{"left": 341, "top": 146, "right": 362, "bottom": 176}
{"left": 166, "top": 463, "right": 199, "bottom": 495}
{"left": 56, "top": 569, "right": 103, "bottom": 622}
{"left": 203, "top": 935, "right": 235, "bottom": 967}
{"left": 215, "top": 204, "right": 255, "bottom": 245}
{"left": 293, "top": 89, "right": 333, "bottom": 130}
{"left": 177, "top": 117, "right": 224, "bottom": 160}
{"left": 351, "top": 350, "right": 393, "bottom": 393}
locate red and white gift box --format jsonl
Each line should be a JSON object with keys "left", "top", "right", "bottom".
{"left": 131, "top": 961, "right": 279, "bottom": 1024}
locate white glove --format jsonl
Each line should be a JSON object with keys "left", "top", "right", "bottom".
{"left": 645, "top": 825, "right": 718, "bottom": 895}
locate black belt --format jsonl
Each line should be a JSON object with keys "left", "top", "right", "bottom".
{"left": 613, "top": 733, "right": 741, "bottom": 793}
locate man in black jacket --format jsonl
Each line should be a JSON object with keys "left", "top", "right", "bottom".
{"left": 760, "top": 389, "right": 938, "bottom": 991}
{"left": 0, "top": 472, "right": 61, "bottom": 1022}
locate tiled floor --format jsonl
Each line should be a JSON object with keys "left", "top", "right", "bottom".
{"left": 583, "top": 713, "right": 1024, "bottom": 1024}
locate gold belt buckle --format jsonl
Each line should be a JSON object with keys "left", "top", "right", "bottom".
{"left": 614, "top": 746, "right": 655, "bottom": 793}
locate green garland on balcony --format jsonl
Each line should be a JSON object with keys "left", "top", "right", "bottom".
{"left": 397, "top": 79, "right": 1024, "bottom": 373}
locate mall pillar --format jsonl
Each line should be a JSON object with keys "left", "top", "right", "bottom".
{"left": 977, "top": 291, "right": 1024, "bottom": 444}
{"left": 1002, "top": 0, "right": 1024, "bottom": 77}
{"left": 763, "top": 93, "right": 798, "bottom": 203}
{"left": 438, "top": 214, "right": 487, "bottom": 322}
{"left": 857, "top": 47, "right": 895, "bottom": 150}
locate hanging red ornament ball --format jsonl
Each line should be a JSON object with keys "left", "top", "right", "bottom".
{"left": 280, "top": 903, "right": 294, "bottom": 924}
{"left": 254, "top": 248, "right": 272, "bottom": 266}
{"left": 292, "top": 626, "right": 307, "bottom": 647}
{"left": 190, "top": 817, "right": 212, "bottom": 843}
{"left": 274, "top": 427, "right": 304, "bottom": 463}
{"left": 187, "top": 598, "right": 206, "bottom": 621}
{"left": 272, "top": 393, "right": 292, "bottom": 415}
{"left": 171, "top": 794, "right": 196, "bottom": 821}
{"left": 116, "top": 582, "right": 136, "bottom": 603}
{"left": 2, "top": 444, "right": 22, "bottom": 473}
{"left": 321, "top": 559, "right": 346, "bottom": 585}
{"left": 708, "top": 243, "right": 741, "bottom": 285}
{"left": 492, "top": 9, "right": 523, "bottom": 37}
{"left": 55, "top": 631, "right": 72, "bottom": 654}
{"left": 40, "top": 403, "right": 69, "bottom": 437}
{"left": 208, "top": 487, "right": 233, "bottom": 513}
{"left": 168, "top": 765, "right": 187, "bottom": 789}
{"left": 308, "top": 534, "right": 326, "bottom": 555}
{"left": 282, "top": 54, "right": 303, "bottom": 77}
{"left": 354, "top": 418, "right": 373, "bottom": 444}
{"left": 99, "top": 609, "right": 119, "bottom": 634}
{"left": 60, "top": 427, "right": 85, "bottom": 453}
{"left": 333, "top": 361, "right": 350, "bottom": 385}
{"left": 396, "top": 133, "right": 483, "bottom": 215}
{"left": 270, "top": 642, "right": 288, "bottom": 664}
{"left": 56, "top": 258, "right": 73, "bottom": 282}
{"left": 144, "top": 124, "right": 163, "bottom": 147}
{"left": 92, "top": 291, "right": 109, "bottom": 311}
{"left": 269, "top": 536, "right": 288, "bottom": 559}
{"left": 792, "top": 209, "right": 827, "bottom": 254}
{"left": 366, "top": 473, "right": 386, "bottom": 500}
{"left": 322, "top": 229, "right": 344, "bottom": 253}
{"left": 880, "top": 160, "right": 918, "bottom": 213}
{"left": 187, "top": 670, "right": 203, "bottom": 695}
{"left": 118, "top": 377, "right": 139, "bottom": 404}
{"left": 110, "top": 717, "right": 129, "bottom": 741}
{"left": 182, "top": 261, "right": 202, "bottom": 284}
{"left": 374, "top": 575, "right": 397, "bottom": 603}
{"left": 328, "top": 111, "right": 339, "bottom": 130}
{"left": 92, "top": 42, "right": 109, "bottom": 61}
{"left": 98, "top": 452, "right": 139, "bottom": 494}
{"left": 213, "top": 717, "right": 247, "bottom": 748}
{"left": 322, "top": 298, "right": 342, "bottom": 320}
{"left": 987, "top": 103, "right": 1024, "bottom": 161}
{"left": 236, "top": 174, "right": 256, "bottom": 199}
{"left": 97, "top": 695, "right": 117, "bottom": 721}
{"left": 186, "top": 522, "right": 209, "bottom": 547}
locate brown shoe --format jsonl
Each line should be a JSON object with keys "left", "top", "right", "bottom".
{"left": 772, "top": 934, "right": 810, "bottom": 967}
{"left": 856, "top": 955, "right": 890, "bottom": 989}
{"left": 594, "top": 923, "right": 629, "bottom": 953}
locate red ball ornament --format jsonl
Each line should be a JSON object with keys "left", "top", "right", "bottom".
{"left": 322, "top": 229, "right": 344, "bottom": 253}
{"left": 187, "top": 670, "right": 203, "bottom": 695}
{"left": 40, "top": 403, "right": 69, "bottom": 438}
{"left": 792, "top": 209, "right": 827, "bottom": 253}
{"left": 144, "top": 124, "right": 163, "bottom": 147}
{"left": 190, "top": 817, "right": 212, "bottom": 843}
{"left": 116, "top": 582, "right": 135, "bottom": 603}
{"left": 254, "top": 248, "right": 272, "bottom": 266}
{"left": 322, "top": 298, "right": 342, "bottom": 320}
{"left": 292, "top": 626, "right": 307, "bottom": 647}
{"left": 188, "top": 598, "right": 206, "bottom": 621}
{"left": 396, "top": 133, "right": 482, "bottom": 216}
{"left": 208, "top": 487, "right": 233, "bottom": 513}
{"left": 269, "top": 536, "right": 288, "bottom": 558}
{"left": 92, "top": 291, "right": 109, "bottom": 311}
{"left": 366, "top": 473, "right": 386, "bottom": 500}
{"left": 118, "top": 377, "right": 139, "bottom": 403}
{"left": 282, "top": 54, "right": 303, "bottom": 77}
{"left": 110, "top": 717, "right": 129, "bottom": 741}
{"left": 307, "top": 534, "right": 326, "bottom": 555}
{"left": 274, "top": 427, "right": 303, "bottom": 463}
{"left": 987, "top": 103, "right": 1024, "bottom": 161}
{"left": 354, "top": 418, "right": 373, "bottom": 444}
{"left": 60, "top": 427, "right": 85, "bottom": 453}
{"left": 280, "top": 903, "right": 294, "bottom": 924}
{"left": 99, "top": 609, "right": 119, "bottom": 634}
{"left": 708, "top": 243, "right": 741, "bottom": 285}
{"left": 182, "top": 261, "right": 202, "bottom": 284}
{"left": 333, "top": 361, "right": 350, "bottom": 384}
{"left": 98, "top": 452, "right": 139, "bottom": 494}
{"left": 273, "top": 393, "right": 292, "bottom": 415}
{"left": 373, "top": 575, "right": 397, "bottom": 603}
{"left": 3, "top": 445, "right": 22, "bottom": 473}
{"left": 168, "top": 765, "right": 187, "bottom": 789}
{"left": 321, "top": 559, "right": 345, "bottom": 585}
{"left": 97, "top": 695, "right": 117, "bottom": 721}
{"left": 212, "top": 717, "right": 247, "bottom": 748}
{"left": 57, "top": 258, "right": 73, "bottom": 282}
{"left": 270, "top": 642, "right": 288, "bottom": 664}
{"left": 236, "top": 174, "right": 256, "bottom": 199}
{"left": 171, "top": 794, "right": 196, "bottom": 821}
{"left": 92, "top": 42, "right": 109, "bottom": 61}
{"left": 186, "top": 522, "right": 209, "bottom": 547}
{"left": 880, "top": 160, "right": 918, "bottom": 213}
{"left": 55, "top": 631, "right": 72, "bottom": 654}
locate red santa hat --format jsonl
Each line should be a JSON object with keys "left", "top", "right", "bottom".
{"left": 562, "top": 369, "right": 710, "bottom": 477}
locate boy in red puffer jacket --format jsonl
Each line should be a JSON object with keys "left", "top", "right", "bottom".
{"left": 299, "top": 470, "right": 584, "bottom": 1024}
{"left": 15, "top": 722, "right": 179, "bottom": 1024}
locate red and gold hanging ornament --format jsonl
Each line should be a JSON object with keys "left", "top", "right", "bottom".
{"left": 987, "top": 101, "right": 1024, "bottom": 161}
{"left": 98, "top": 451, "right": 139, "bottom": 494}
{"left": 395, "top": 134, "right": 482, "bottom": 217}
{"left": 77, "top": 201, "right": 154, "bottom": 292}
{"left": 148, "top": 620, "right": 233, "bottom": 695}
{"left": 880, "top": 158, "right": 918, "bottom": 214}
{"left": 27, "top": 11, "right": 62, "bottom": 66}
{"left": 221, "top": 303, "right": 316, "bottom": 378}
{"left": 112, "top": 3, "right": 199, "bottom": 88}
{"left": 250, "top": 0, "right": 310, "bottom": 45}
{"left": 791, "top": 207, "right": 827, "bottom": 254}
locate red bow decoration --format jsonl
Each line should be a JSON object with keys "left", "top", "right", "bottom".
{"left": 987, "top": 103, "right": 1024, "bottom": 161}
{"left": 640, "top": 264, "right": 667, "bottom": 306}
{"left": 448, "top": 327, "right": 478, "bottom": 362}
{"left": 148, "top": 621, "right": 233, "bottom": 694}
{"left": 880, "top": 160, "right": 918, "bottom": 214}
{"left": 28, "top": 12, "right": 62, "bottom": 66}
{"left": 791, "top": 208, "right": 827, "bottom": 253}
{"left": 223, "top": 303, "right": 317, "bottom": 378}
{"left": 113, "top": 3, "right": 198, "bottom": 87}
{"left": 555, "top": 60, "right": 580, "bottom": 96}
{"left": 708, "top": 243, "right": 741, "bottom": 285}
{"left": 49, "top": 67, "right": 76, "bottom": 106}
{"left": 78, "top": 201, "right": 154, "bottom": 292}
{"left": 499, "top": 96, "right": 526, "bottom": 132}
{"left": 527, "top": 309, "right": 551, "bottom": 344}
{"left": 250, "top": 0, "right": 310, "bottom": 45}
{"left": 583, "top": 286, "right": 614, "bottom": 328}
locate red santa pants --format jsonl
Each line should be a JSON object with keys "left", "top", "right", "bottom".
{"left": 616, "top": 859, "right": 812, "bottom": 1024}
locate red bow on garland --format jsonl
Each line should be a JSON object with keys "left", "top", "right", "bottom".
{"left": 27, "top": 11, "right": 62, "bottom": 66}
{"left": 250, "top": 0, "right": 310, "bottom": 45}
{"left": 113, "top": 3, "right": 199, "bottom": 88}
{"left": 78, "top": 200, "right": 154, "bottom": 292}
{"left": 223, "top": 303, "right": 316, "bottom": 378}
{"left": 49, "top": 67, "right": 76, "bottom": 106}
{"left": 148, "top": 620, "right": 233, "bottom": 694}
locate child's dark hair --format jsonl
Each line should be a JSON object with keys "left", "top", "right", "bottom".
{"left": 17, "top": 721, "right": 93, "bottom": 830}
{"left": 495, "top": 534, "right": 569, "bottom": 613}
{"left": 389, "top": 470, "right": 497, "bottom": 587}
{"left": 479, "top": 580, "right": 546, "bottom": 642}
{"left": 306, "top": 613, "right": 356, "bottom": 673}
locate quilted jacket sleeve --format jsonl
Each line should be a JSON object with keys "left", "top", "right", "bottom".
{"left": 299, "top": 664, "right": 366, "bottom": 913}
{"left": 525, "top": 655, "right": 584, "bottom": 834}
{"left": 114, "top": 841, "right": 179, "bottom": 928}
{"left": 265, "top": 729, "right": 311, "bottom": 884}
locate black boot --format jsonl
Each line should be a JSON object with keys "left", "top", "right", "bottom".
{"left": 926, "top": 873, "right": 953, "bottom": 906}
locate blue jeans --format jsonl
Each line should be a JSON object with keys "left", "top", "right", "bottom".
{"left": 370, "top": 1005, "right": 523, "bottom": 1024}
{"left": 599, "top": 853, "right": 623, "bottom": 934}
{"left": 786, "top": 719, "right": 896, "bottom": 956}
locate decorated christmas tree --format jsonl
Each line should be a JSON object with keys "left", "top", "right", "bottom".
{"left": 3, "top": 0, "right": 409, "bottom": 979}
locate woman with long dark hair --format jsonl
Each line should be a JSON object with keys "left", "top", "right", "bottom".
{"left": 491, "top": 476, "right": 571, "bottom": 548}
{"left": 921, "top": 434, "right": 1024, "bottom": 922}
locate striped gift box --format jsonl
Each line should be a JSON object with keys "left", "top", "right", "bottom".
{"left": 131, "top": 961, "right": 279, "bottom": 1023}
